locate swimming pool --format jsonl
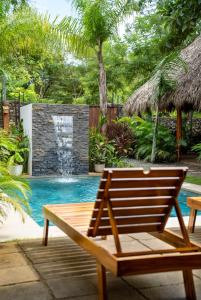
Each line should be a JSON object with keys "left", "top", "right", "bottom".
{"left": 29, "top": 176, "right": 200, "bottom": 226}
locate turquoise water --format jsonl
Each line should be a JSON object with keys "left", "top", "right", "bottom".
{"left": 29, "top": 176, "right": 200, "bottom": 226}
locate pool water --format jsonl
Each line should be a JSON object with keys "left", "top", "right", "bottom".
{"left": 29, "top": 176, "right": 200, "bottom": 226}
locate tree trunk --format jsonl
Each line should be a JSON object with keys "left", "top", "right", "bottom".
{"left": 151, "top": 106, "right": 159, "bottom": 163}
{"left": 97, "top": 41, "right": 107, "bottom": 116}
{"left": 176, "top": 107, "right": 182, "bottom": 161}
{"left": 1, "top": 74, "right": 7, "bottom": 103}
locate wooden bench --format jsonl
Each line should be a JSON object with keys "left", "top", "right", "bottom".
{"left": 187, "top": 197, "right": 201, "bottom": 233}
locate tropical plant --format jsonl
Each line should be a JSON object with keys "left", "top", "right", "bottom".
{"left": 89, "top": 129, "right": 117, "bottom": 169}
{"left": 0, "top": 126, "right": 29, "bottom": 168}
{"left": 58, "top": 0, "right": 139, "bottom": 115}
{"left": 192, "top": 143, "right": 201, "bottom": 161}
{"left": 0, "top": 163, "right": 31, "bottom": 222}
{"left": 148, "top": 52, "right": 187, "bottom": 162}
{"left": 106, "top": 121, "right": 134, "bottom": 156}
{"left": 134, "top": 117, "right": 176, "bottom": 162}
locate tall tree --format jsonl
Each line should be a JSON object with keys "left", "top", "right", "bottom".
{"left": 59, "top": 0, "right": 139, "bottom": 115}
{"left": 149, "top": 52, "right": 187, "bottom": 162}
{"left": 0, "top": 7, "right": 65, "bottom": 102}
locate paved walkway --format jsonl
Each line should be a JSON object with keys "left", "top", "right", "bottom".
{"left": 1, "top": 230, "right": 201, "bottom": 300}
{"left": 127, "top": 157, "right": 201, "bottom": 177}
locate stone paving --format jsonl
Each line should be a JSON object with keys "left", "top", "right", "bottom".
{"left": 1, "top": 229, "right": 201, "bottom": 300}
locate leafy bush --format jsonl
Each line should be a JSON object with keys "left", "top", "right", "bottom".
{"left": 192, "top": 143, "right": 201, "bottom": 160}
{"left": 106, "top": 121, "right": 134, "bottom": 157}
{"left": 0, "top": 122, "right": 29, "bottom": 170}
{"left": 0, "top": 163, "right": 31, "bottom": 222}
{"left": 89, "top": 129, "right": 131, "bottom": 171}
{"left": 134, "top": 117, "right": 176, "bottom": 162}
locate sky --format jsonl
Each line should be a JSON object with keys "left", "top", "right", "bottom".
{"left": 31, "top": 0, "right": 134, "bottom": 36}
{"left": 31, "top": 0, "right": 74, "bottom": 19}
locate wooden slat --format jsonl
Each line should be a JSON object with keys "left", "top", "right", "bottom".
{"left": 87, "top": 224, "right": 161, "bottom": 236}
{"left": 97, "top": 187, "right": 177, "bottom": 199}
{"left": 103, "top": 168, "right": 187, "bottom": 179}
{"left": 90, "top": 216, "right": 164, "bottom": 227}
{"left": 117, "top": 252, "right": 201, "bottom": 276}
{"left": 94, "top": 197, "right": 174, "bottom": 208}
{"left": 107, "top": 178, "right": 181, "bottom": 189}
{"left": 92, "top": 207, "right": 170, "bottom": 217}
{"left": 115, "top": 247, "right": 199, "bottom": 257}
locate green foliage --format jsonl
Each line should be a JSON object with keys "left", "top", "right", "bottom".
{"left": 192, "top": 143, "right": 201, "bottom": 161}
{"left": 106, "top": 121, "right": 135, "bottom": 156}
{"left": 0, "top": 162, "right": 31, "bottom": 222}
{"left": 0, "top": 0, "right": 200, "bottom": 108}
{"left": 89, "top": 129, "right": 117, "bottom": 170}
{"left": 0, "top": 123, "right": 29, "bottom": 168}
{"left": 185, "top": 175, "right": 201, "bottom": 186}
{"left": 133, "top": 117, "right": 176, "bottom": 162}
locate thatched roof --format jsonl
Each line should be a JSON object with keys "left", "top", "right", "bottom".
{"left": 125, "top": 34, "right": 201, "bottom": 114}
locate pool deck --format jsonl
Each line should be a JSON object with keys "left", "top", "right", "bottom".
{"left": 1, "top": 182, "right": 201, "bottom": 299}
{"left": 1, "top": 230, "right": 201, "bottom": 300}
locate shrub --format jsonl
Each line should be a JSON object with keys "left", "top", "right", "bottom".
{"left": 134, "top": 117, "right": 176, "bottom": 162}
{"left": 89, "top": 129, "right": 132, "bottom": 171}
{"left": 192, "top": 143, "right": 201, "bottom": 160}
{"left": 106, "top": 121, "right": 135, "bottom": 157}
{"left": 0, "top": 163, "right": 31, "bottom": 222}
{"left": 0, "top": 122, "right": 29, "bottom": 171}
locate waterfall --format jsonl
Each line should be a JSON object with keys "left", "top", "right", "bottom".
{"left": 52, "top": 115, "right": 73, "bottom": 177}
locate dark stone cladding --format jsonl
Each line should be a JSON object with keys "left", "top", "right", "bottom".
{"left": 31, "top": 104, "right": 89, "bottom": 176}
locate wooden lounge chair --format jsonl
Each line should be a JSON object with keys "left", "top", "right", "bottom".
{"left": 43, "top": 167, "right": 201, "bottom": 300}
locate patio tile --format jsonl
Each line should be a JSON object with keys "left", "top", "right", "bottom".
{"left": 0, "top": 282, "right": 53, "bottom": 300}
{"left": 0, "top": 265, "right": 39, "bottom": 286}
{"left": 193, "top": 269, "right": 201, "bottom": 280}
{"left": 139, "top": 283, "right": 186, "bottom": 299}
{"left": 0, "top": 242, "right": 21, "bottom": 254}
{"left": 0, "top": 252, "right": 30, "bottom": 269}
{"left": 108, "top": 288, "right": 146, "bottom": 300}
{"left": 90, "top": 273, "right": 129, "bottom": 291}
{"left": 124, "top": 271, "right": 183, "bottom": 288}
{"left": 129, "top": 232, "right": 157, "bottom": 240}
{"left": 35, "top": 258, "right": 97, "bottom": 280}
{"left": 121, "top": 240, "right": 150, "bottom": 252}
{"left": 138, "top": 238, "right": 174, "bottom": 250}
{"left": 139, "top": 279, "right": 201, "bottom": 300}
{"left": 46, "top": 277, "right": 97, "bottom": 299}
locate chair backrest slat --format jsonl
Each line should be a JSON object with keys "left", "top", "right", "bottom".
{"left": 87, "top": 167, "right": 188, "bottom": 237}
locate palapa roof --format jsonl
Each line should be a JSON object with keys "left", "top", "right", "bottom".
{"left": 125, "top": 34, "right": 201, "bottom": 115}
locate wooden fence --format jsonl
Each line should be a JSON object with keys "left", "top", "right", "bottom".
{"left": 1, "top": 102, "right": 123, "bottom": 129}
{"left": 89, "top": 105, "right": 123, "bottom": 128}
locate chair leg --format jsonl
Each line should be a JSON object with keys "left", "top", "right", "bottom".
{"left": 188, "top": 209, "right": 197, "bottom": 233}
{"left": 183, "top": 269, "right": 196, "bottom": 300}
{"left": 43, "top": 219, "right": 49, "bottom": 246}
{"left": 97, "top": 261, "right": 107, "bottom": 300}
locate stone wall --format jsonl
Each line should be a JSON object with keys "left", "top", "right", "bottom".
{"left": 31, "top": 104, "right": 89, "bottom": 176}
{"left": 159, "top": 117, "right": 201, "bottom": 143}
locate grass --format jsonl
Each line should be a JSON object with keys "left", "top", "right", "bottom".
{"left": 185, "top": 176, "right": 201, "bottom": 186}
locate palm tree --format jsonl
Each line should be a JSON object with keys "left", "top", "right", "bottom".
{"left": 150, "top": 52, "right": 187, "bottom": 162}
{"left": 58, "top": 0, "right": 139, "bottom": 116}
{"left": 0, "top": 163, "right": 31, "bottom": 222}
{"left": 0, "top": 6, "right": 64, "bottom": 102}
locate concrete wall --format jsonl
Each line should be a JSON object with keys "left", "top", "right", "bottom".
{"left": 31, "top": 104, "right": 89, "bottom": 176}
{"left": 20, "top": 104, "right": 32, "bottom": 175}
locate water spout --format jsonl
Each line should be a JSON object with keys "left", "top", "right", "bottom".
{"left": 52, "top": 115, "right": 73, "bottom": 177}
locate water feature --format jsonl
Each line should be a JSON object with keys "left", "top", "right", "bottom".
{"left": 52, "top": 115, "right": 74, "bottom": 177}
